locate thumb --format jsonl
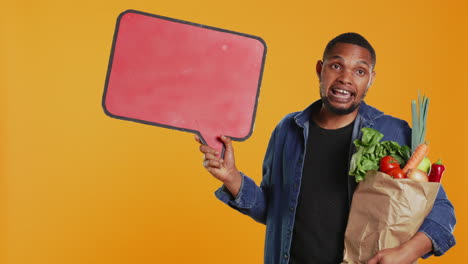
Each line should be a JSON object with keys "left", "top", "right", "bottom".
{"left": 220, "top": 135, "right": 233, "bottom": 153}
{"left": 367, "top": 254, "right": 379, "bottom": 264}
{"left": 219, "top": 135, "right": 236, "bottom": 163}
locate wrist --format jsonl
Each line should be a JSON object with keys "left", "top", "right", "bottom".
{"left": 397, "top": 244, "right": 419, "bottom": 262}
{"left": 224, "top": 170, "right": 242, "bottom": 197}
{"left": 224, "top": 169, "right": 241, "bottom": 184}
{"left": 399, "top": 232, "right": 433, "bottom": 261}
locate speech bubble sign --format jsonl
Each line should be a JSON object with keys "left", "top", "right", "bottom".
{"left": 102, "top": 10, "right": 267, "bottom": 156}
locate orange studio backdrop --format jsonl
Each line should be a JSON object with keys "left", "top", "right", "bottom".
{"left": 1, "top": 0, "right": 467, "bottom": 263}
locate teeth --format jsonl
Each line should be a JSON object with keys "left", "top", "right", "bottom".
{"left": 335, "top": 89, "right": 350, "bottom": 95}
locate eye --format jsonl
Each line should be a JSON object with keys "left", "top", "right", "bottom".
{"left": 332, "top": 64, "right": 341, "bottom": 70}
{"left": 357, "top": 69, "right": 366, "bottom": 75}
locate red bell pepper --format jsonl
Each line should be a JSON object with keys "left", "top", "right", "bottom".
{"left": 428, "top": 159, "right": 445, "bottom": 183}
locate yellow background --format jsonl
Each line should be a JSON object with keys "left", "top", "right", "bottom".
{"left": 2, "top": 0, "right": 467, "bottom": 263}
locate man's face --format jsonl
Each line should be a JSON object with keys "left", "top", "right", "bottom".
{"left": 317, "top": 43, "right": 375, "bottom": 115}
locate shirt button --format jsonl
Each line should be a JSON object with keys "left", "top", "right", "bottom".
{"left": 284, "top": 254, "right": 288, "bottom": 259}
{"left": 289, "top": 207, "right": 294, "bottom": 212}
{"left": 287, "top": 230, "right": 291, "bottom": 235}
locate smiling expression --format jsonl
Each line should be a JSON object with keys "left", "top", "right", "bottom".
{"left": 317, "top": 43, "right": 376, "bottom": 115}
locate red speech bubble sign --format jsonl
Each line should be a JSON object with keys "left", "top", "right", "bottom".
{"left": 102, "top": 10, "right": 267, "bottom": 156}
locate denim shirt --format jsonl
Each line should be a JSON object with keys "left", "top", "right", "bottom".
{"left": 215, "top": 100, "right": 456, "bottom": 264}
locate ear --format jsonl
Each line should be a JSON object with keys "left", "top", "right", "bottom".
{"left": 369, "top": 70, "right": 376, "bottom": 86}
{"left": 316, "top": 60, "right": 323, "bottom": 80}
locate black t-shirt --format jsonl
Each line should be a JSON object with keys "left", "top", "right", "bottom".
{"left": 289, "top": 118, "right": 354, "bottom": 264}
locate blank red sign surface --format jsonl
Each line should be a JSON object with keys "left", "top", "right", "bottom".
{"left": 103, "top": 10, "right": 267, "bottom": 155}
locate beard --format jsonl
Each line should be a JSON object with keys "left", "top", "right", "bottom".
{"left": 321, "top": 96, "right": 361, "bottom": 115}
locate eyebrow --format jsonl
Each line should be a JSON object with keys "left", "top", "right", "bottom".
{"left": 328, "top": 55, "right": 371, "bottom": 68}
{"left": 357, "top": 60, "right": 370, "bottom": 67}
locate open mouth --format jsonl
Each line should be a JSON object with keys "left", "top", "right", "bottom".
{"left": 328, "top": 87, "right": 355, "bottom": 103}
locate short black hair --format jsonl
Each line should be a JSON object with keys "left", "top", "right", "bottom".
{"left": 323, "top": 32, "right": 376, "bottom": 67}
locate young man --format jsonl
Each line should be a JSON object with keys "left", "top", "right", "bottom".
{"left": 196, "top": 33, "right": 456, "bottom": 264}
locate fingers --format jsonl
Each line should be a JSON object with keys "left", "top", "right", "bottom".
{"left": 201, "top": 149, "right": 224, "bottom": 171}
{"left": 199, "top": 144, "right": 219, "bottom": 156}
{"left": 204, "top": 151, "right": 223, "bottom": 165}
{"left": 205, "top": 153, "right": 222, "bottom": 163}
{"left": 194, "top": 134, "right": 202, "bottom": 144}
{"left": 195, "top": 134, "right": 231, "bottom": 155}
{"left": 195, "top": 135, "right": 221, "bottom": 156}
{"left": 203, "top": 157, "right": 223, "bottom": 168}
{"left": 206, "top": 166, "right": 223, "bottom": 178}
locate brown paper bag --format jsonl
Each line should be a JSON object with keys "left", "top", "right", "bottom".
{"left": 342, "top": 171, "right": 440, "bottom": 264}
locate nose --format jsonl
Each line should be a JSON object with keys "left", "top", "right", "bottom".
{"left": 337, "top": 69, "right": 353, "bottom": 85}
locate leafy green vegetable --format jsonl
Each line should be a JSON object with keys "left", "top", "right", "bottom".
{"left": 349, "top": 127, "right": 411, "bottom": 182}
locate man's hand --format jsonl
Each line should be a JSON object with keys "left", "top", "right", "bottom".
{"left": 195, "top": 135, "right": 242, "bottom": 197}
{"left": 367, "top": 232, "right": 432, "bottom": 264}
{"left": 367, "top": 246, "right": 414, "bottom": 264}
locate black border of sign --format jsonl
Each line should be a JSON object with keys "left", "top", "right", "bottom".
{"left": 102, "top": 9, "right": 268, "bottom": 148}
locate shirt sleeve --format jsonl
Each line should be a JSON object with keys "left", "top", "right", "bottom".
{"left": 214, "top": 172, "right": 268, "bottom": 224}
{"left": 213, "top": 125, "right": 279, "bottom": 225}
{"left": 419, "top": 185, "right": 456, "bottom": 258}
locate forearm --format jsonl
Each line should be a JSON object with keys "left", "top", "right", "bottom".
{"left": 368, "top": 232, "right": 433, "bottom": 264}
{"left": 401, "top": 232, "right": 433, "bottom": 260}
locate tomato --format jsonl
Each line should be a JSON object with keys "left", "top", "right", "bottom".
{"left": 379, "top": 155, "right": 400, "bottom": 173}
{"left": 387, "top": 167, "right": 406, "bottom": 179}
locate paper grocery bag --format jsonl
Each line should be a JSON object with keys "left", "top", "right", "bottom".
{"left": 342, "top": 171, "right": 440, "bottom": 264}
